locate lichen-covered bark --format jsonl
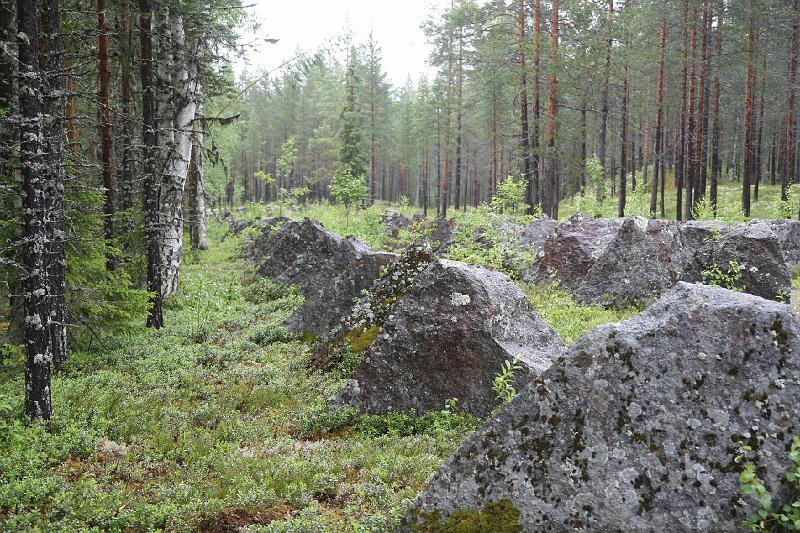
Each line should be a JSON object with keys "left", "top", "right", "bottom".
{"left": 189, "top": 106, "right": 208, "bottom": 250}
{"left": 18, "top": 0, "right": 53, "bottom": 420}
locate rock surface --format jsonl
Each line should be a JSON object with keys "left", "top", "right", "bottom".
{"left": 524, "top": 212, "right": 621, "bottom": 290}
{"left": 514, "top": 216, "right": 559, "bottom": 253}
{"left": 682, "top": 220, "right": 791, "bottom": 301}
{"left": 250, "top": 217, "right": 396, "bottom": 336}
{"left": 382, "top": 210, "right": 413, "bottom": 239}
{"left": 768, "top": 218, "right": 800, "bottom": 268}
{"left": 401, "top": 283, "right": 800, "bottom": 532}
{"left": 574, "top": 217, "right": 685, "bottom": 307}
{"left": 336, "top": 258, "right": 564, "bottom": 418}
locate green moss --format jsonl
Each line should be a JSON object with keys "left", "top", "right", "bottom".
{"left": 343, "top": 324, "right": 380, "bottom": 352}
{"left": 409, "top": 499, "right": 522, "bottom": 533}
{"left": 301, "top": 331, "right": 319, "bottom": 344}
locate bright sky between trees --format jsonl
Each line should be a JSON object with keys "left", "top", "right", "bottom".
{"left": 238, "top": 0, "right": 452, "bottom": 85}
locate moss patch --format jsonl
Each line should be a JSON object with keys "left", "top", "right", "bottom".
{"left": 409, "top": 499, "right": 522, "bottom": 533}
{"left": 343, "top": 324, "right": 380, "bottom": 353}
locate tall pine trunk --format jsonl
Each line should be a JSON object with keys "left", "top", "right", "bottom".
{"left": 18, "top": 0, "right": 53, "bottom": 420}
{"left": 784, "top": 0, "right": 798, "bottom": 202}
{"left": 97, "top": 0, "right": 115, "bottom": 269}
{"left": 531, "top": 0, "right": 541, "bottom": 210}
{"left": 544, "top": 0, "right": 560, "bottom": 218}
{"left": 710, "top": 0, "right": 723, "bottom": 214}
{"left": 742, "top": 0, "right": 755, "bottom": 217}
{"left": 517, "top": 0, "right": 532, "bottom": 209}
{"left": 139, "top": 0, "right": 163, "bottom": 328}
{"left": 651, "top": 18, "right": 666, "bottom": 218}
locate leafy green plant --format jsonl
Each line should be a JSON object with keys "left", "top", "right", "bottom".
{"left": 492, "top": 356, "right": 523, "bottom": 403}
{"left": 737, "top": 437, "right": 800, "bottom": 531}
{"left": 491, "top": 176, "right": 529, "bottom": 216}
{"left": 701, "top": 260, "right": 745, "bottom": 292}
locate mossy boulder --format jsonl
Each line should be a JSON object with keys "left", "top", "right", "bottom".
{"left": 400, "top": 283, "right": 800, "bottom": 532}
{"left": 247, "top": 217, "right": 396, "bottom": 336}
{"left": 334, "top": 257, "right": 564, "bottom": 418}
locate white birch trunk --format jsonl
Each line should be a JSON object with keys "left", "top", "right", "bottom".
{"left": 160, "top": 14, "right": 199, "bottom": 297}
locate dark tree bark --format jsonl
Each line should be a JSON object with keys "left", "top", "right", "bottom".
{"left": 531, "top": 0, "right": 541, "bottom": 210}
{"left": 598, "top": 0, "right": 613, "bottom": 188}
{"left": 543, "top": 0, "right": 559, "bottom": 218}
{"left": 651, "top": 18, "right": 666, "bottom": 218}
{"left": 139, "top": 0, "right": 163, "bottom": 329}
{"left": 694, "top": 0, "right": 709, "bottom": 205}
{"left": 454, "top": 30, "right": 464, "bottom": 211}
{"left": 97, "top": 0, "right": 115, "bottom": 269}
{"left": 685, "top": 0, "right": 697, "bottom": 220}
{"left": 18, "top": 0, "right": 53, "bottom": 420}
{"left": 677, "top": 0, "right": 689, "bottom": 221}
{"left": 40, "top": 0, "right": 67, "bottom": 368}
{"left": 618, "top": 48, "right": 630, "bottom": 217}
{"left": 710, "top": 0, "right": 723, "bottom": 214}
{"left": 517, "top": 0, "right": 532, "bottom": 210}
{"left": 742, "top": 0, "right": 755, "bottom": 217}
{"left": 785, "top": 0, "right": 798, "bottom": 202}
{"left": 754, "top": 33, "right": 767, "bottom": 202}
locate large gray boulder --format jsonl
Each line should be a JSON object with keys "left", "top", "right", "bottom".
{"left": 683, "top": 220, "right": 791, "bottom": 301}
{"left": 401, "top": 283, "right": 800, "bottom": 532}
{"left": 768, "top": 218, "right": 800, "bottom": 268}
{"left": 251, "top": 217, "right": 396, "bottom": 336}
{"left": 574, "top": 217, "right": 685, "bottom": 308}
{"left": 525, "top": 213, "right": 621, "bottom": 290}
{"left": 336, "top": 258, "right": 564, "bottom": 418}
{"left": 515, "top": 215, "right": 559, "bottom": 253}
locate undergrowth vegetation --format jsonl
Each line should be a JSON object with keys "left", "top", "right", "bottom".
{"left": 4, "top": 182, "right": 798, "bottom": 531}
{"left": 0, "top": 222, "right": 474, "bottom": 532}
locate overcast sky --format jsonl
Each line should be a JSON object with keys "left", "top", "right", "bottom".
{"left": 236, "top": 0, "right": 452, "bottom": 85}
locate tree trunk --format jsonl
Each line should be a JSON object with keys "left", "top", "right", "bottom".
{"left": 139, "top": 0, "right": 163, "bottom": 328}
{"left": 685, "top": 0, "right": 697, "bottom": 220}
{"left": 159, "top": 15, "right": 199, "bottom": 297}
{"left": 651, "top": 18, "right": 666, "bottom": 218}
{"left": 785, "top": 0, "right": 798, "bottom": 202}
{"left": 119, "top": 0, "right": 136, "bottom": 233}
{"left": 677, "top": 0, "right": 689, "bottom": 221}
{"left": 41, "top": 0, "right": 67, "bottom": 368}
{"left": 97, "top": 0, "right": 116, "bottom": 269}
{"left": 711, "top": 0, "right": 723, "bottom": 214}
{"left": 598, "top": 0, "right": 613, "bottom": 187}
{"left": 19, "top": 0, "right": 53, "bottom": 420}
{"left": 754, "top": 33, "right": 767, "bottom": 202}
{"left": 544, "top": 0, "right": 560, "bottom": 219}
{"left": 742, "top": 0, "right": 755, "bottom": 217}
{"left": 619, "top": 48, "right": 630, "bottom": 217}
{"left": 531, "top": 0, "right": 542, "bottom": 210}
{"left": 518, "top": 0, "right": 532, "bottom": 210}
{"left": 455, "top": 30, "right": 464, "bottom": 211}
{"left": 694, "top": 0, "right": 709, "bottom": 205}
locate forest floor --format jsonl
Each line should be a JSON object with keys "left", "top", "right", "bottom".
{"left": 2, "top": 182, "right": 799, "bottom": 532}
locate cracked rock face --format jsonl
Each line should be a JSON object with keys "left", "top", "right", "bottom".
{"left": 767, "top": 218, "right": 800, "bottom": 268}
{"left": 683, "top": 220, "right": 791, "bottom": 301}
{"left": 250, "top": 217, "right": 396, "bottom": 336}
{"left": 525, "top": 212, "right": 622, "bottom": 290}
{"left": 400, "top": 283, "right": 800, "bottom": 532}
{"left": 574, "top": 217, "right": 685, "bottom": 308}
{"left": 337, "top": 258, "right": 564, "bottom": 418}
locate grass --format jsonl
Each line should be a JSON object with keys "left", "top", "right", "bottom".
{"left": 2, "top": 180, "right": 795, "bottom": 531}
{"left": 560, "top": 177, "right": 794, "bottom": 222}
{"left": 0, "top": 222, "right": 475, "bottom": 532}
